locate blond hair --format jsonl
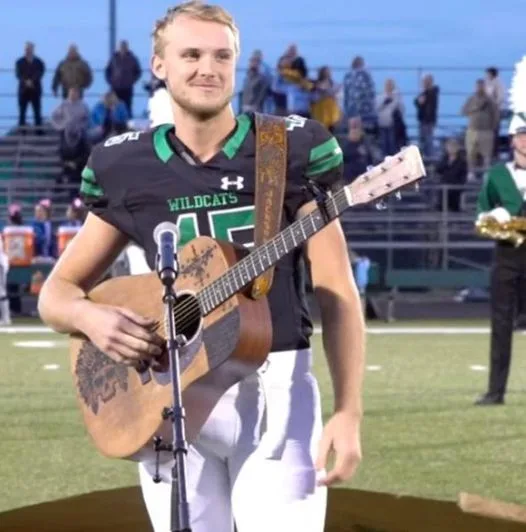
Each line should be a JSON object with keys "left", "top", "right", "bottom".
{"left": 152, "top": 1, "right": 240, "bottom": 57}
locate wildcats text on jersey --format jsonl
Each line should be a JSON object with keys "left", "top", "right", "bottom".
{"left": 167, "top": 192, "right": 239, "bottom": 213}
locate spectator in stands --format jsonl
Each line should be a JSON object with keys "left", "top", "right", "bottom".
{"left": 343, "top": 56, "right": 377, "bottom": 134}
{"left": 15, "top": 42, "right": 45, "bottom": 132}
{"left": 435, "top": 137, "right": 467, "bottom": 212}
{"left": 342, "top": 117, "right": 381, "bottom": 182}
{"left": 271, "top": 57, "right": 291, "bottom": 116}
{"left": 52, "top": 44, "right": 93, "bottom": 99}
{"left": 65, "top": 198, "right": 86, "bottom": 227}
{"left": 414, "top": 74, "right": 439, "bottom": 159}
{"left": 279, "top": 44, "right": 307, "bottom": 80}
{"left": 88, "top": 91, "right": 130, "bottom": 144}
{"left": 4, "top": 204, "right": 26, "bottom": 316}
{"left": 248, "top": 50, "right": 273, "bottom": 113}
{"left": 310, "top": 66, "right": 341, "bottom": 132}
{"left": 144, "top": 73, "right": 165, "bottom": 97}
{"left": 484, "top": 67, "right": 507, "bottom": 156}
{"left": 241, "top": 55, "right": 270, "bottom": 113}
{"left": 277, "top": 45, "right": 312, "bottom": 118}
{"left": 7, "top": 203, "right": 23, "bottom": 226}
{"left": 251, "top": 49, "right": 272, "bottom": 79}
{"left": 105, "top": 40, "right": 142, "bottom": 118}
{"left": 57, "top": 135, "right": 90, "bottom": 199}
{"left": 51, "top": 86, "right": 90, "bottom": 146}
{"left": 461, "top": 79, "right": 499, "bottom": 181}
{"left": 32, "top": 199, "right": 54, "bottom": 258}
{"left": 376, "top": 78, "right": 406, "bottom": 156}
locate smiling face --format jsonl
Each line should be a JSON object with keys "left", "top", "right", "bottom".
{"left": 151, "top": 13, "right": 238, "bottom": 121}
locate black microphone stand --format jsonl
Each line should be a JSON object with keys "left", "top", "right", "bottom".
{"left": 152, "top": 253, "right": 192, "bottom": 532}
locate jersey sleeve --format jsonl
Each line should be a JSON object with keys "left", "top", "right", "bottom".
{"left": 476, "top": 164, "right": 522, "bottom": 218}
{"left": 476, "top": 173, "right": 494, "bottom": 216}
{"left": 79, "top": 145, "right": 134, "bottom": 235}
{"left": 284, "top": 116, "right": 344, "bottom": 218}
{"left": 304, "top": 121, "right": 344, "bottom": 190}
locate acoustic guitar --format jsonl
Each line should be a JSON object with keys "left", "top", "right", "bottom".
{"left": 70, "top": 145, "right": 425, "bottom": 460}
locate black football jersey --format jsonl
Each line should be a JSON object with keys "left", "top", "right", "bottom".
{"left": 80, "top": 112, "right": 343, "bottom": 352}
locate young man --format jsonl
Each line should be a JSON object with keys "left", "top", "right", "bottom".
{"left": 37, "top": 2, "right": 365, "bottom": 531}
{"left": 475, "top": 112, "right": 526, "bottom": 406}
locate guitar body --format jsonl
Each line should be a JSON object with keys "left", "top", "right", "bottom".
{"left": 70, "top": 236, "right": 272, "bottom": 460}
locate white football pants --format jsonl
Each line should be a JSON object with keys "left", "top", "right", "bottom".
{"left": 139, "top": 348, "right": 327, "bottom": 532}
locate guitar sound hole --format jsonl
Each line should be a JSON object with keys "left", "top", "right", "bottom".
{"left": 172, "top": 293, "right": 201, "bottom": 343}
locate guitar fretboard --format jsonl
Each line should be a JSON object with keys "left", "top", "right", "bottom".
{"left": 196, "top": 186, "right": 351, "bottom": 316}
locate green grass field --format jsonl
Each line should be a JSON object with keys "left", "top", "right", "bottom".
{"left": 1, "top": 320, "right": 526, "bottom": 514}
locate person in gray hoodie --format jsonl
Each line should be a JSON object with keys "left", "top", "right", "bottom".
{"left": 50, "top": 87, "right": 90, "bottom": 156}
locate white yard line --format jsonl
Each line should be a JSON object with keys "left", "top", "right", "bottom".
{"left": 313, "top": 326, "right": 493, "bottom": 335}
{"left": 0, "top": 325, "right": 503, "bottom": 335}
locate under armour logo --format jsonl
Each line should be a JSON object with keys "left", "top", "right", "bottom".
{"left": 220, "top": 176, "right": 244, "bottom": 191}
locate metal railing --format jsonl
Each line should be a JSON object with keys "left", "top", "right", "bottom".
{"left": 0, "top": 179, "right": 490, "bottom": 270}
{"left": 0, "top": 64, "right": 514, "bottom": 136}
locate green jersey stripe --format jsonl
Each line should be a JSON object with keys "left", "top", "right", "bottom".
{"left": 305, "top": 151, "right": 343, "bottom": 177}
{"left": 153, "top": 124, "right": 175, "bottom": 163}
{"left": 308, "top": 137, "right": 341, "bottom": 163}
{"left": 80, "top": 180, "right": 104, "bottom": 198}
{"left": 223, "top": 114, "right": 251, "bottom": 159}
{"left": 81, "top": 166, "right": 96, "bottom": 183}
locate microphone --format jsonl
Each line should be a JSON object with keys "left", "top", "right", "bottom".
{"left": 153, "top": 221, "right": 180, "bottom": 286}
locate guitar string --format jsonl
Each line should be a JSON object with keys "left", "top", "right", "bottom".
{"left": 170, "top": 170, "right": 412, "bottom": 333}
{"left": 169, "top": 189, "right": 350, "bottom": 332}
{"left": 169, "top": 208, "right": 331, "bottom": 333}
{"left": 169, "top": 193, "right": 345, "bottom": 332}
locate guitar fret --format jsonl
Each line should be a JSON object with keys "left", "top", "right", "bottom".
{"left": 232, "top": 268, "right": 243, "bottom": 293}
{"left": 310, "top": 214, "right": 317, "bottom": 233}
{"left": 198, "top": 201, "right": 340, "bottom": 317}
{"left": 243, "top": 260, "right": 251, "bottom": 283}
{"left": 300, "top": 221, "right": 307, "bottom": 239}
{"left": 249, "top": 256, "right": 258, "bottom": 277}
{"left": 272, "top": 239, "right": 279, "bottom": 261}
{"left": 290, "top": 229, "right": 297, "bottom": 247}
{"left": 256, "top": 250, "right": 265, "bottom": 271}
{"left": 210, "top": 286, "right": 218, "bottom": 308}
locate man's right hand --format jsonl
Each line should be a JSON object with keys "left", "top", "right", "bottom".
{"left": 79, "top": 304, "right": 165, "bottom": 367}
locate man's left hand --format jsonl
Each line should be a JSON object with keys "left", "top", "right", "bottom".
{"left": 315, "top": 412, "right": 362, "bottom": 487}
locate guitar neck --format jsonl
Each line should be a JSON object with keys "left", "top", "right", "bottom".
{"left": 197, "top": 186, "right": 352, "bottom": 316}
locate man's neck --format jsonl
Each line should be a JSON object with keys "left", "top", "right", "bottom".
{"left": 173, "top": 106, "right": 237, "bottom": 162}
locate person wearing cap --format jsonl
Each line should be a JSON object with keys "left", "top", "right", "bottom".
{"left": 474, "top": 56, "right": 526, "bottom": 405}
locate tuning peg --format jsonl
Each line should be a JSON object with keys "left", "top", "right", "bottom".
{"left": 394, "top": 191, "right": 402, "bottom": 201}
{"left": 414, "top": 183, "right": 420, "bottom": 192}
{"left": 375, "top": 200, "right": 388, "bottom": 211}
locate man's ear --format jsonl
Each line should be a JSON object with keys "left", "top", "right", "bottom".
{"left": 151, "top": 54, "right": 167, "bottom": 82}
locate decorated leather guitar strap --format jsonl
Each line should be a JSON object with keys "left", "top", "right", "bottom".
{"left": 251, "top": 112, "right": 288, "bottom": 299}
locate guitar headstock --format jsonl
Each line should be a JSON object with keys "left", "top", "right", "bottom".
{"left": 344, "top": 145, "right": 426, "bottom": 207}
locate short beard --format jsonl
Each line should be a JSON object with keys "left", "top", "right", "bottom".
{"left": 173, "top": 93, "right": 232, "bottom": 122}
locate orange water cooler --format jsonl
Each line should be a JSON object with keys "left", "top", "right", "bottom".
{"left": 57, "top": 225, "right": 80, "bottom": 255}
{"left": 2, "top": 225, "right": 35, "bottom": 266}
